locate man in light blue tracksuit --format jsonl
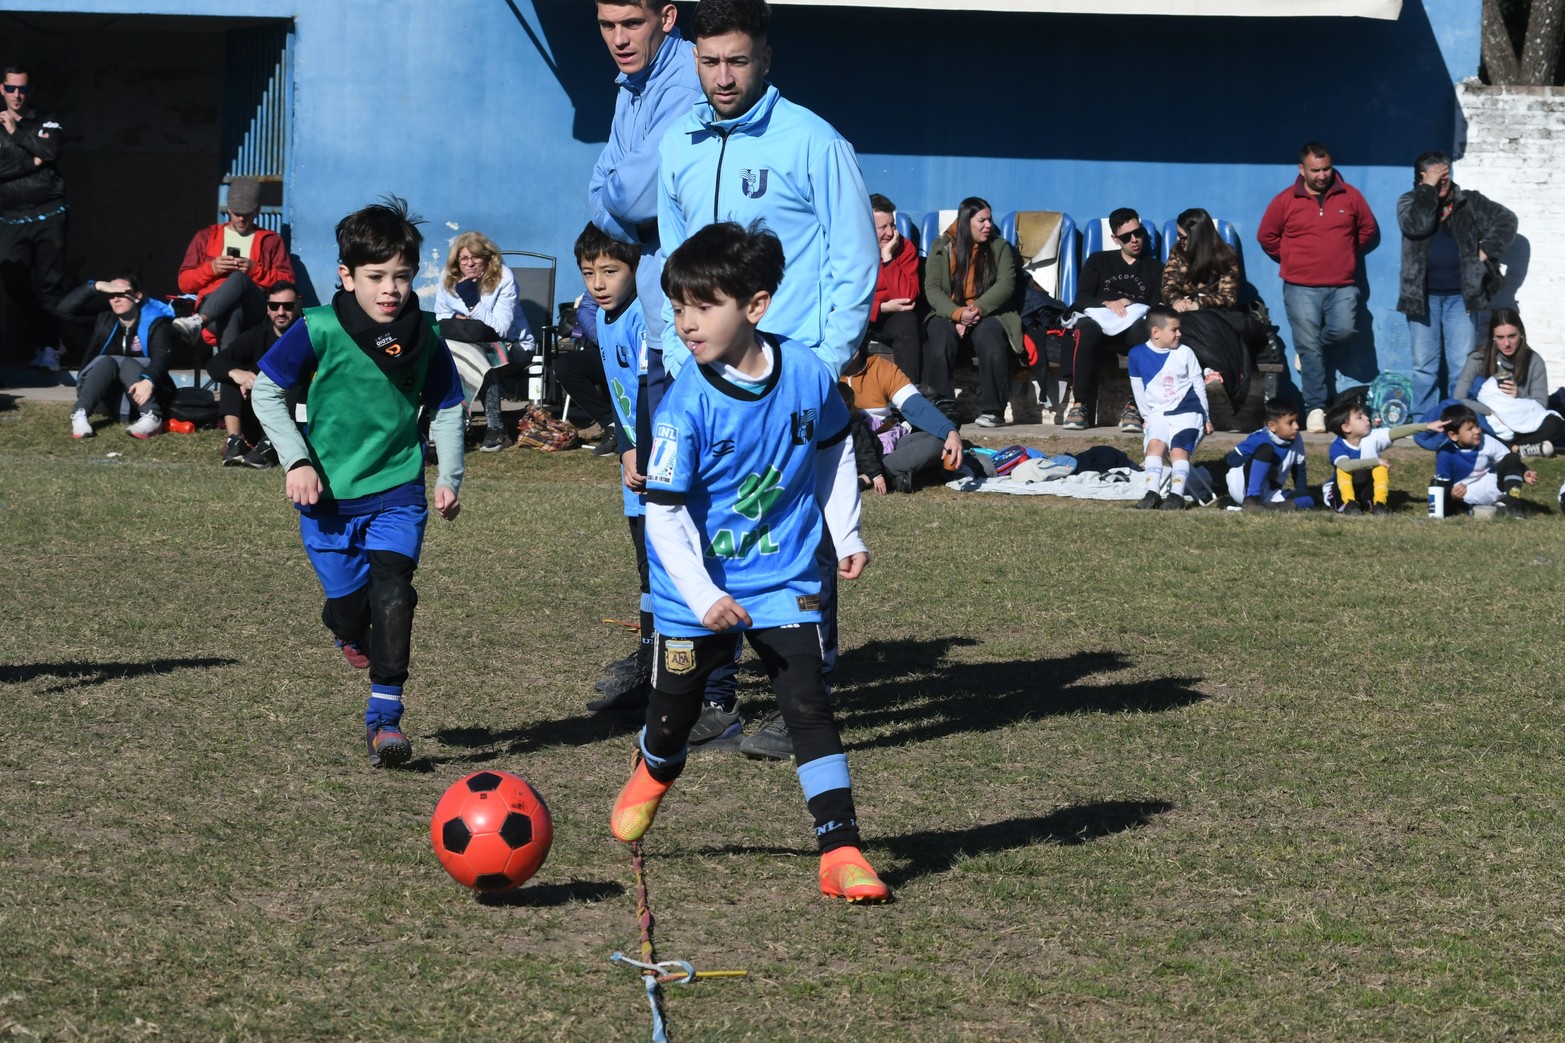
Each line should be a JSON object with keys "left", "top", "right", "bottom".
{"left": 655, "top": 0, "right": 878, "bottom": 759}
{"left": 588, "top": 1, "right": 701, "bottom": 351}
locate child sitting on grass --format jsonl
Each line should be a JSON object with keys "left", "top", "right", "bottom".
{"left": 1225, "top": 398, "right": 1314, "bottom": 511}
{"left": 1324, "top": 400, "right": 1446, "bottom": 515}
{"left": 610, "top": 221, "right": 888, "bottom": 903}
{"left": 1433, "top": 404, "right": 1537, "bottom": 517}
{"left": 1128, "top": 306, "right": 1211, "bottom": 511}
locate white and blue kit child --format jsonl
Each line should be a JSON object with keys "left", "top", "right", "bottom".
{"left": 1434, "top": 433, "right": 1514, "bottom": 506}
{"left": 1225, "top": 427, "right": 1309, "bottom": 505}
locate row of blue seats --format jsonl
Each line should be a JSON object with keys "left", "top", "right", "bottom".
{"left": 890, "top": 210, "right": 1244, "bottom": 307}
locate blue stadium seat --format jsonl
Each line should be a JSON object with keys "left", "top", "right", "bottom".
{"left": 1160, "top": 216, "right": 1245, "bottom": 279}
{"left": 998, "top": 210, "right": 1079, "bottom": 306}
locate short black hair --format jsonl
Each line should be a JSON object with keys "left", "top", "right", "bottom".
{"left": 3, "top": 65, "right": 30, "bottom": 78}
{"left": 690, "top": 0, "right": 769, "bottom": 40}
{"left": 1145, "top": 305, "right": 1180, "bottom": 331}
{"left": 869, "top": 193, "right": 896, "bottom": 215}
{"left": 266, "top": 279, "right": 298, "bottom": 298}
{"left": 573, "top": 221, "right": 640, "bottom": 268}
{"left": 336, "top": 196, "right": 423, "bottom": 273}
{"left": 1324, "top": 399, "right": 1364, "bottom": 436}
{"left": 1300, "top": 141, "right": 1331, "bottom": 163}
{"left": 1264, "top": 397, "right": 1298, "bottom": 423}
{"left": 1109, "top": 207, "right": 1139, "bottom": 235}
{"left": 1440, "top": 403, "right": 1479, "bottom": 432}
{"left": 662, "top": 221, "right": 784, "bottom": 306}
{"left": 109, "top": 271, "right": 144, "bottom": 296}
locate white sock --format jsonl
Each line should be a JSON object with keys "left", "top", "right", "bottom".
{"left": 1144, "top": 455, "right": 1165, "bottom": 494}
{"left": 1171, "top": 459, "right": 1191, "bottom": 496}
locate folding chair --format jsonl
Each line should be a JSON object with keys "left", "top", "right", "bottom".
{"left": 1003, "top": 210, "right": 1080, "bottom": 419}
{"left": 501, "top": 250, "right": 559, "bottom": 407}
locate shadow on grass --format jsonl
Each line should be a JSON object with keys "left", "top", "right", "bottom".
{"left": 477, "top": 878, "right": 624, "bottom": 906}
{"left": 0, "top": 657, "right": 238, "bottom": 692}
{"left": 431, "top": 713, "right": 636, "bottom": 764}
{"left": 878, "top": 799, "right": 1175, "bottom": 887}
{"left": 693, "top": 800, "right": 1174, "bottom": 884}
{"left": 834, "top": 641, "right": 1206, "bottom": 750}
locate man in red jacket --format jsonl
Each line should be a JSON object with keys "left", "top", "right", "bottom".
{"left": 1257, "top": 142, "right": 1377, "bottom": 432}
{"left": 171, "top": 177, "right": 295, "bottom": 350}
{"left": 867, "top": 193, "right": 922, "bottom": 382}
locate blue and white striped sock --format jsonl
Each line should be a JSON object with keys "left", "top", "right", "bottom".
{"left": 366, "top": 685, "right": 403, "bottom": 729}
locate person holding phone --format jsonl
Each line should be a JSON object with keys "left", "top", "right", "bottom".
{"left": 172, "top": 176, "right": 296, "bottom": 350}
{"left": 1448, "top": 308, "right": 1561, "bottom": 458}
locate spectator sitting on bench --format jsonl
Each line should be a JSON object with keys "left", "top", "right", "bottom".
{"left": 207, "top": 279, "right": 301, "bottom": 468}
{"left": 1063, "top": 207, "right": 1163, "bottom": 433}
{"left": 1162, "top": 207, "right": 1262, "bottom": 410}
{"left": 63, "top": 274, "right": 177, "bottom": 440}
{"left": 172, "top": 177, "right": 295, "bottom": 350}
{"left": 840, "top": 340, "right": 962, "bottom": 493}
{"left": 433, "top": 231, "right": 537, "bottom": 452}
{"left": 923, "top": 196, "right": 1023, "bottom": 429}
{"left": 868, "top": 193, "right": 922, "bottom": 382}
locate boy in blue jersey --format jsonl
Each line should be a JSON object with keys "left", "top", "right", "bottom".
{"left": 250, "top": 198, "right": 465, "bottom": 768}
{"left": 1323, "top": 400, "right": 1445, "bottom": 515}
{"left": 610, "top": 222, "right": 888, "bottom": 903}
{"left": 1225, "top": 398, "right": 1314, "bottom": 511}
{"left": 1128, "top": 307, "right": 1211, "bottom": 511}
{"left": 575, "top": 223, "right": 747, "bottom": 744}
{"left": 1433, "top": 404, "right": 1537, "bottom": 516}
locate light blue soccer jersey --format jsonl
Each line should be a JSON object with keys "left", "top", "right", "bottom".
{"left": 645, "top": 342, "right": 848, "bottom": 636}
{"left": 597, "top": 301, "right": 648, "bottom": 517}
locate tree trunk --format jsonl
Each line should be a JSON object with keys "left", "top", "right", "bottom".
{"left": 1521, "top": 0, "right": 1565, "bottom": 84}
{"left": 1483, "top": 0, "right": 1523, "bottom": 83}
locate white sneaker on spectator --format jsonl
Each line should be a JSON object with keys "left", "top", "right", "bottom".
{"left": 1516, "top": 440, "right": 1554, "bottom": 460}
{"left": 32, "top": 346, "right": 61, "bottom": 371}
{"left": 70, "top": 409, "right": 93, "bottom": 439}
{"left": 975, "top": 413, "right": 1001, "bottom": 428}
{"left": 172, "top": 315, "right": 205, "bottom": 345}
{"left": 1306, "top": 408, "right": 1326, "bottom": 433}
{"left": 125, "top": 413, "right": 164, "bottom": 440}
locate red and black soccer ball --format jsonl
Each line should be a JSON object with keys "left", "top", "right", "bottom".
{"left": 430, "top": 771, "right": 554, "bottom": 892}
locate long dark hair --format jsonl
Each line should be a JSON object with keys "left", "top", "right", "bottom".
{"left": 1483, "top": 307, "right": 1535, "bottom": 385}
{"left": 951, "top": 196, "right": 995, "bottom": 301}
{"left": 1173, "top": 207, "right": 1237, "bottom": 291}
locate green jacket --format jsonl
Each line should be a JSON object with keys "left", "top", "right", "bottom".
{"left": 923, "top": 232, "right": 1024, "bottom": 355}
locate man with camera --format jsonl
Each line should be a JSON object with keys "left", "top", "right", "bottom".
{"left": 172, "top": 176, "right": 295, "bottom": 350}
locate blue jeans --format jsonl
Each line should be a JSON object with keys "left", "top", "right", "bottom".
{"left": 1282, "top": 283, "right": 1358, "bottom": 412}
{"left": 1407, "top": 293, "right": 1475, "bottom": 418}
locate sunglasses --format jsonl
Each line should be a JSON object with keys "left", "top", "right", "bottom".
{"left": 1115, "top": 227, "right": 1146, "bottom": 241}
{"left": 266, "top": 301, "right": 298, "bottom": 311}
{"left": 2, "top": 84, "right": 30, "bottom": 95}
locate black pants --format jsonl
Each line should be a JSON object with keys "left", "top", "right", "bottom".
{"left": 643, "top": 624, "right": 860, "bottom": 852}
{"left": 1071, "top": 315, "right": 1148, "bottom": 422}
{"left": 1507, "top": 414, "right": 1565, "bottom": 448}
{"left": 554, "top": 344, "right": 614, "bottom": 433}
{"left": 924, "top": 314, "right": 1013, "bottom": 415}
{"left": 200, "top": 272, "right": 267, "bottom": 349}
{"left": 321, "top": 550, "right": 418, "bottom": 688}
{"left": 867, "top": 310, "right": 922, "bottom": 383}
{"left": 0, "top": 211, "right": 66, "bottom": 362}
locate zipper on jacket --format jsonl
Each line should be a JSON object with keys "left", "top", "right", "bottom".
{"left": 712, "top": 127, "right": 731, "bottom": 225}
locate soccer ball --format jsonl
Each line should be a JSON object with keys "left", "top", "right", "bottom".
{"left": 430, "top": 771, "right": 554, "bottom": 892}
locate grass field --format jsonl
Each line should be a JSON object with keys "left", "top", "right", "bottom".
{"left": 5, "top": 398, "right": 1565, "bottom": 1042}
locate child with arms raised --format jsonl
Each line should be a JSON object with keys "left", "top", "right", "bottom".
{"left": 1433, "top": 404, "right": 1537, "bottom": 516}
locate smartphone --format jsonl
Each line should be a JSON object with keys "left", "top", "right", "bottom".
{"left": 226, "top": 247, "right": 241, "bottom": 258}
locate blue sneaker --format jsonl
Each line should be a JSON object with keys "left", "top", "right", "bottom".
{"left": 366, "top": 724, "right": 412, "bottom": 768}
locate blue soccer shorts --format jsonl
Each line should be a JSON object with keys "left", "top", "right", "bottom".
{"left": 300, "top": 505, "right": 428, "bottom": 598}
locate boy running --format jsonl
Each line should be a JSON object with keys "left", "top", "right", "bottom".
{"left": 609, "top": 221, "right": 887, "bottom": 903}
{"left": 251, "top": 198, "right": 464, "bottom": 768}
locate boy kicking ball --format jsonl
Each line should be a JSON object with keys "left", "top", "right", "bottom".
{"left": 609, "top": 222, "right": 889, "bottom": 903}
{"left": 251, "top": 198, "right": 465, "bottom": 768}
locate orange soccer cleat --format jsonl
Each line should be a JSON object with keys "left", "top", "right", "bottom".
{"left": 610, "top": 759, "right": 673, "bottom": 843}
{"left": 818, "top": 846, "right": 890, "bottom": 903}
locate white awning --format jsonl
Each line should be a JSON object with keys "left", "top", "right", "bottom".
{"left": 773, "top": 0, "right": 1401, "bottom": 18}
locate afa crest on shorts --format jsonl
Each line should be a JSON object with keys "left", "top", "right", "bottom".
{"left": 663, "top": 639, "right": 696, "bottom": 674}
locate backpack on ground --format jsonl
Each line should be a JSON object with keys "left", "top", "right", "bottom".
{"left": 1367, "top": 372, "right": 1416, "bottom": 428}
{"left": 515, "top": 403, "right": 578, "bottom": 451}
{"left": 167, "top": 386, "right": 222, "bottom": 427}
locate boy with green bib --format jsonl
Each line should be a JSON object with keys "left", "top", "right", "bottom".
{"left": 251, "top": 198, "right": 465, "bottom": 768}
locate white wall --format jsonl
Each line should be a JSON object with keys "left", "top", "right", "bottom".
{"left": 1456, "top": 80, "right": 1565, "bottom": 383}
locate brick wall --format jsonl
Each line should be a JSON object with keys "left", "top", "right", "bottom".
{"left": 1456, "top": 80, "right": 1565, "bottom": 384}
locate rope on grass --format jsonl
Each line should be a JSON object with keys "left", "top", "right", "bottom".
{"left": 601, "top": 617, "right": 641, "bottom": 632}
{"left": 614, "top": 838, "right": 748, "bottom": 1042}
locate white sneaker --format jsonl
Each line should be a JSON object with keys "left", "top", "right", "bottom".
{"left": 125, "top": 412, "right": 164, "bottom": 439}
{"left": 1516, "top": 440, "right": 1554, "bottom": 460}
{"left": 32, "top": 346, "right": 61, "bottom": 371}
{"left": 172, "top": 315, "right": 206, "bottom": 344}
{"left": 974, "top": 413, "right": 1001, "bottom": 428}
{"left": 70, "top": 408, "right": 93, "bottom": 439}
{"left": 1306, "top": 408, "right": 1326, "bottom": 433}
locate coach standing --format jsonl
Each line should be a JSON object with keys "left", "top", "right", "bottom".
{"left": 0, "top": 65, "right": 68, "bottom": 371}
{"left": 1257, "top": 141, "right": 1377, "bottom": 433}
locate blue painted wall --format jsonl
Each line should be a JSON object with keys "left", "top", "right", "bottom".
{"left": 8, "top": 0, "right": 1480, "bottom": 384}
